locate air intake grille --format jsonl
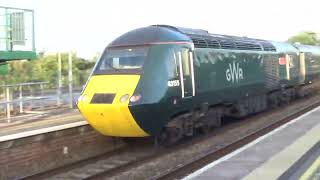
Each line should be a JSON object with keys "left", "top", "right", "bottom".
{"left": 188, "top": 34, "right": 276, "bottom": 52}
{"left": 234, "top": 41, "right": 262, "bottom": 51}
{"left": 205, "top": 39, "right": 220, "bottom": 48}
{"left": 219, "top": 40, "right": 235, "bottom": 49}
{"left": 261, "top": 42, "right": 277, "bottom": 51}
{"left": 191, "top": 37, "right": 207, "bottom": 48}
{"left": 90, "top": 93, "right": 116, "bottom": 104}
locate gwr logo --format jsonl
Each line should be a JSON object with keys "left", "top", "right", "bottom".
{"left": 226, "top": 61, "right": 244, "bottom": 83}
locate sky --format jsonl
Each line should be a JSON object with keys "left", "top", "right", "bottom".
{"left": 2, "top": 0, "right": 320, "bottom": 59}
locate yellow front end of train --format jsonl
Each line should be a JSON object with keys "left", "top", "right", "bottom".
{"left": 77, "top": 75, "right": 148, "bottom": 137}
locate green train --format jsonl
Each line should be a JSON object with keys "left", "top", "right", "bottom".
{"left": 77, "top": 25, "right": 320, "bottom": 144}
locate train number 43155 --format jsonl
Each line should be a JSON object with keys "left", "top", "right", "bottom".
{"left": 168, "top": 80, "right": 180, "bottom": 87}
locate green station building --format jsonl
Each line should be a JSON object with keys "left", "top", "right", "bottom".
{"left": 0, "top": 6, "right": 36, "bottom": 75}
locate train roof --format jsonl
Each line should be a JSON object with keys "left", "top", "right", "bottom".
{"left": 269, "top": 41, "right": 299, "bottom": 54}
{"left": 109, "top": 25, "right": 277, "bottom": 52}
{"left": 109, "top": 26, "right": 191, "bottom": 47}
{"left": 156, "top": 25, "right": 277, "bottom": 52}
{"left": 109, "top": 25, "right": 319, "bottom": 54}
{"left": 293, "top": 44, "right": 320, "bottom": 55}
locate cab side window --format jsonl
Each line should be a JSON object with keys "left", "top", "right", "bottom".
{"left": 181, "top": 49, "right": 190, "bottom": 76}
{"left": 165, "top": 49, "right": 179, "bottom": 79}
{"left": 166, "top": 47, "right": 192, "bottom": 79}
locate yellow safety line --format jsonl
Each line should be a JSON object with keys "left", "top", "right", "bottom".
{"left": 300, "top": 156, "right": 320, "bottom": 180}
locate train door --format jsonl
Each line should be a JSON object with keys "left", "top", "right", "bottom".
{"left": 177, "top": 48, "right": 195, "bottom": 98}
{"left": 299, "top": 52, "right": 306, "bottom": 83}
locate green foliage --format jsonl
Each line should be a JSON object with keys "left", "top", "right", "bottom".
{"left": 0, "top": 52, "right": 96, "bottom": 88}
{"left": 287, "top": 31, "right": 320, "bottom": 45}
{"left": 0, "top": 63, "right": 9, "bottom": 75}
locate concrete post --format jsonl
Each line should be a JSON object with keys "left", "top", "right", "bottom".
{"left": 68, "top": 52, "right": 73, "bottom": 108}
{"left": 40, "top": 83, "right": 44, "bottom": 109}
{"left": 19, "top": 85, "right": 23, "bottom": 113}
{"left": 57, "top": 52, "right": 62, "bottom": 106}
{"left": 6, "top": 87, "right": 10, "bottom": 121}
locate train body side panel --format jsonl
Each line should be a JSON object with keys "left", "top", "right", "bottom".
{"left": 193, "top": 49, "right": 268, "bottom": 105}
{"left": 129, "top": 45, "right": 175, "bottom": 135}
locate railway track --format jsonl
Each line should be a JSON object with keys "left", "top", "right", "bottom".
{"left": 156, "top": 99, "right": 320, "bottom": 180}
{"left": 24, "top": 94, "right": 320, "bottom": 180}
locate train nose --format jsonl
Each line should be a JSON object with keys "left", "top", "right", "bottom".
{"left": 77, "top": 75, "right": 148, "bottom": 137}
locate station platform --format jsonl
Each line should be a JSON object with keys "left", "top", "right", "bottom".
{"left": 184, "top": 106, "right": 320, "bottom": 180}
{"left": 0, "top": 107, "right": 116, "bottom": 180}
{"left": 0, "top": 108, "right": 86, "bottom": 142}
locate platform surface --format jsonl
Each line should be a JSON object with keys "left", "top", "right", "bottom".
{"left": 0, "top": 108, "right": 86, "bottom": 142}
{"left": 184, "top": 106, "right": 320, "bottom": 180}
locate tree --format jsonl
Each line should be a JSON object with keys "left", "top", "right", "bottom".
{"left": 0, "top": 52, "right": 96, "bottom": 88}
{"left": 287, "top": 31, "right": 320, "bottom": 45}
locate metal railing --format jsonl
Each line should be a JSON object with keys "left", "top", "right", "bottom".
{"left": 0, "top": 52, "right": 80, "bottom": 123}
{"left": 0, "top": 82, "right": 48, "bottom": 121}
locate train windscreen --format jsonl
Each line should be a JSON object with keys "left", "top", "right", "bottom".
{"left": 94, "top": 47, "right": 149, "bottom": 74}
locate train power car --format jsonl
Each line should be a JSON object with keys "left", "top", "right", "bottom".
{"left": 77, "top": 25, "right": 320, "bottom": 144}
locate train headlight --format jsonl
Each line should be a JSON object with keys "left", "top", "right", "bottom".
{"left": 78, "top": 94, "right": 87, "bottom": 102}
{"left": 120, "top": 94, "right": 129, "bottom": 103}
{"left": 130, "top": 94, "right": 142, "bottom": 103}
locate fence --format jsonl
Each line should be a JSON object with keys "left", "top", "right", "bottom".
{"left": 0, "top": 81, "right": 80, "bottom": 122}
{"left": 0, "top": 51, "right": 90, "bottom": 122}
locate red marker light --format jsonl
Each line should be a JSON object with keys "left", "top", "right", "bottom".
{"left": 130, "top": 94, "right": 142, "bottom": 103}
{"left": 279, "top": 57, "right": 286, "bottom": 65}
